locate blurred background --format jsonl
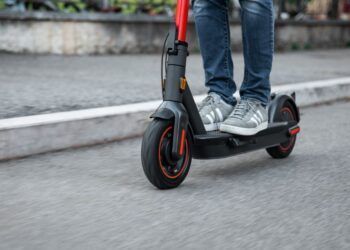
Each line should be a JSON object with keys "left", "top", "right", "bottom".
{"left": 1, "top": 0, "right": 350, "bottom": 20}
{"left": 0, "top": 0, "right": 349, "bottom": 119}
{"left": 0, "top": 1, "right": 350, "bottom": 249}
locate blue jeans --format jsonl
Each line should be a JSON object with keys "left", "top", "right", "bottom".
{"left": 193, "top": 0, "right": 274, "bottom": 106}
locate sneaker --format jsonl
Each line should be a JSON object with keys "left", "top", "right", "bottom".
{"left": 198, "top": 92, "right": 235, "bottom": 131}
{"left": 220, "top": 99, "right": 268, "bottom": 136}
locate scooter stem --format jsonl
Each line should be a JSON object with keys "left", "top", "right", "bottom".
{"left": 152, "top": 0, "right": 194, "bottom": 160}
{"left": 175, "top": 0, "right": 189, "bottom": 42}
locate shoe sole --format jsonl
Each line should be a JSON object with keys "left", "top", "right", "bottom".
{"left": 204, "top": 123, "right": 221, "bottom": 132}
{"left": 220, "top": 122, "right": 268, "bottom": 136}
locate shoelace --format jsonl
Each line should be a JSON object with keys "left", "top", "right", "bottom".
{"left": 198, "top": 95, "right": 216, "bottom": 111}
{"left": 232, "top": 101, "right": 256, "bottom": 120}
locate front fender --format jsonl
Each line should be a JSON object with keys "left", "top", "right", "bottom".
{"left": 150, "top": 108, "right": 174, "bottom": 120}
{"left": 150, "top": 101, "right": 189, "bottom": 160}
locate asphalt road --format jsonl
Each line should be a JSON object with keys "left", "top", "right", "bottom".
{"left": 0, "top": 101, "right": 350, "bottom": 250}
{"left": 1, "top": 49, "right": 350, "bottom": 118}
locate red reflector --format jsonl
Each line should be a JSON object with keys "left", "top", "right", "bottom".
{"left": 290, "top": 127, "right": 300, "bottom": 136}
{"left": 179, "top": 129, "right": 186, "bottom": 156}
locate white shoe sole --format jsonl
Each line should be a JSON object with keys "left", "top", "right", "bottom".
{"left": 204, "top": 122, "right": 221, "bottom": 132}
{"left": 220, "top": 122, "right": 268, "bottom": 136}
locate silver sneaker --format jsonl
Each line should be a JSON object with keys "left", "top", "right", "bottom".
{"left": 220, "top": 99, "right": 268, "bottom": 136}
{"left": 198, "top": 92, "right": 235, "bottom": 131}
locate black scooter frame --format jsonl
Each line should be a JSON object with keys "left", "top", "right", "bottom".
{"left": 151, "top": 27, "right": 300, "bottom": 161}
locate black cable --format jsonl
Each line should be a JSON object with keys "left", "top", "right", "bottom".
{"left": 161, "top": 32, "right": 169, "bottom": 91}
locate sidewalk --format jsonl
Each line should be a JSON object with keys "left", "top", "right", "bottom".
{"left": 1, "top": 49, "right": 350, "bottom": 119}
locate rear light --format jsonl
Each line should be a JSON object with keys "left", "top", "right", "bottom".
{"left": 289, "top": 126, "right": 300, "bottom": 136}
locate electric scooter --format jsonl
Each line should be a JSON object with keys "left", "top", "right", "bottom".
{"left": 141, "top": 0, "right": 300, "bottom": 189}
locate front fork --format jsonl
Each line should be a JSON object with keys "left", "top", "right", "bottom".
{"left": 153, "top": 29, "right": 190, "bottom": 161}
{"left": 151, "top": 0, "right": 205, "bottom": 160}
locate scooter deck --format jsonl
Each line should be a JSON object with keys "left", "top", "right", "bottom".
{"left": 192, "top": 121, "right": 298, "bottom": 159}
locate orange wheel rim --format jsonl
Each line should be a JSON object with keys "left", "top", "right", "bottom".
{"left": 158, "top": 126, "right": 189, "bottom": 179}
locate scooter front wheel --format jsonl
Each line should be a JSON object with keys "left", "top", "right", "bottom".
{"left": 141, "top": 119, "right": 192, "bottom": 189}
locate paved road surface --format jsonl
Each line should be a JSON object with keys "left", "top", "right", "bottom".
{"left": 1, "top": 49, "right": 350, "bottom": 118}
{"left": 0, "top": 101, "right": 349, "bottom": 249}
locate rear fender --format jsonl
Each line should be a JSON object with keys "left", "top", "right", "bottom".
{"left": 268, "top": 93, "right": 300, "bottom": 123}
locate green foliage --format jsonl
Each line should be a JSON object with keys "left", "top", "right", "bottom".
{"left": 291, "top": 42, "right": 314, "bottom": 51}
{"left": 112, "top": 0, "right": 176, "bottom": 14}
{"left": 291, "top": 42, "right": 300, "bottom": 51}
{"left": 56, "top": 0, "right": 86, "bottom": 13}
{"left": 304, "top": 42, "right": 312, "bottom": 50}
{"left": 0, "top": 0, "right": 177, "bottom": 13}
{"left": 0, "top": 0, "right": 5, "bottom": 10}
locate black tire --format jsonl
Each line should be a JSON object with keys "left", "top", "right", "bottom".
{"left": 266, "top": 101, "right": 298, "bottom": 159}
{"left": 141, "top": 119, "right": 192, "bottom": 189}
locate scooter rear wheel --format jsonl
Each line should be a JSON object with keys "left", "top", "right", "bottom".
{"left": 141, "top": 119, "right": 192, "bottom": 189}
{"left": 266, "top": 101, "right": 298, "bottom": 159}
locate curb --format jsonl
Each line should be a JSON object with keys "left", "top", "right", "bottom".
{"left": 1, "top": 77, "right": 350, "bottom": 161}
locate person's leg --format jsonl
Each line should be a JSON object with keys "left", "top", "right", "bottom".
{"left": 193, "top": 0, "right": 237, "bottom": 106}
{"left": 220, "top": 0, "right": 274, "bottom": 135}
{"left": 239, "top": 0, "right": 274, "bottom": 106}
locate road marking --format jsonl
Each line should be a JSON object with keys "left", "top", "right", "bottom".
{"left": 1, "top": 77, "right": 350, "bottom": 130}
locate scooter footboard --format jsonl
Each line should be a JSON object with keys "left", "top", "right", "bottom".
{"left": 192, "top": 121, "right": 298, "bottom": 159}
